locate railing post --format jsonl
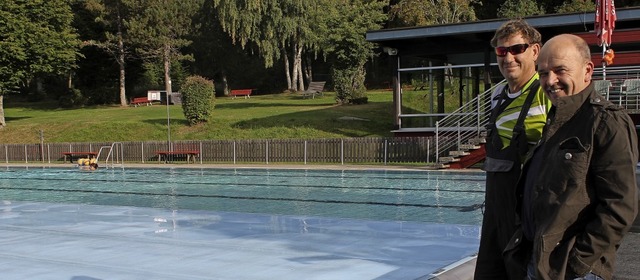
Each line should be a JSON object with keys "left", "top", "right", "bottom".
{"left": 233, "top": 141, "right": 236, "bottom": 164}
{"left": 341, "top": 139, "right": 344, "bottom": 165}
{"left": 266, "top": 140, "right": 269, "bottom": 164}
{"left": 457, "top": 121, "right": 461, "bottom": 148}
{"left": 477, "top": 92, "right": 482, "bottom": 137}
{"left": 384, "top": 139, "right": 388, "bottom": 165}
{"left": 427, "top": 138, "right": 430, "bottom": 163}
{"left": 304, "top": 140, "right": 307, "bottom": 165}
{"left": 200, "top": 142, "right": 203, "bottom": 164}
{"left": 24, "top": 144, "right": 28, "bottom": 163}
{"left": 435, "top": 121, "right": 440, "bottom": 164}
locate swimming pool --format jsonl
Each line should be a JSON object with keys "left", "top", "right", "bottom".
{"left": 0, "top": 167, "right": 485, "bottom": 225}
{"left": 0, "top": 166, "right": 485, "bottom": 279}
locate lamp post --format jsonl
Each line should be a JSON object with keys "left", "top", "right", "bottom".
{"left": 166, "top": 80, "right": 172, "bottom": 151}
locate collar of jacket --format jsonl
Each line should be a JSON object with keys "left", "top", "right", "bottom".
{"left": 550, "top": 82, "right": 599, "bottom": 123}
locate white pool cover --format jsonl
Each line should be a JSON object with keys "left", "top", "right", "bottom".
{"left": 0, "top": 201, "right": 479, "bottom": 280}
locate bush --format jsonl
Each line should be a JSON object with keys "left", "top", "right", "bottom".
{"left": 58, "top": 88, "right": 86, "bottom": 108}
{"left": 332, "top": 66, "right": 368, "bottom": 104}
{"left": 181, "top": 76, "right": 215, "bottom": 126}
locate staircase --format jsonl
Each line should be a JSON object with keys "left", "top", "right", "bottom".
{"left": 433, "top": 82, "right": 502, "bottom": 169}
{"left": 433, "top": 67, "right": 640, "bottom": 169}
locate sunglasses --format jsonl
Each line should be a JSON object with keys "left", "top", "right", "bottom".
{"left": 495, "top": 43, "right": 530, "bottom": 57}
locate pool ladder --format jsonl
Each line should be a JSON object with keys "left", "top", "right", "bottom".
{"left": 97, "top": 142, "right": 124, "bottom": 169}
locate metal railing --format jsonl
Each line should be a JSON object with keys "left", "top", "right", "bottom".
{"left": 593, "top": 66, "right": 640, "bottom": 113}
{"left": 0, "top": 138, "right": 436, "bottom": 165}
{"left": 430, "top": 66, "right": 640, "bottom": 163}
{"left": 434, "top": 81, "right": 504, "bottom": 162}
{"left": 97, "top": 142, "right": 124, "bottom": 169}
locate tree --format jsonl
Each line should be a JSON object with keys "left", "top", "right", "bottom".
{"left": 317, "top": 0, "right": 387, "bottom": 104}
{"left": 82, "top": 0, "right": 131, "bottom": 106}
{"left": 388, "top": 0, "right": 478, "bottom": 27}
{"left": 554, "top": 0, "right": 595, "bottom": 14}
{"left": 125, "top": 0, "right": 203, "bottom": 99}
{"left": 497, "top": 0, "right": 544, "bottom": 19}
{"left": 212, "top": 0, "right": 313, "bottom": 92}
{"left": 0, "top": 0, "right": 81, "bottom": 127}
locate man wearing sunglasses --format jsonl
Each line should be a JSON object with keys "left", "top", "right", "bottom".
{"left": 475, "top": 19, "right": 551, "bottom": 280}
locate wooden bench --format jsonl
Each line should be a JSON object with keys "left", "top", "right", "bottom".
{"left": 62, "top": 152, "right": 98, "bottom": 163}
{"left": 229, "top": 89, "right": 252, "bottom": 99}
{"left": 155, "top": 150, "right": 200, "bottom": 163}
{"left": 302, "top": 81, "right": 326, "bottom": 99}
{"left": 130, "top": 97, "right": 153, "bottom": 107}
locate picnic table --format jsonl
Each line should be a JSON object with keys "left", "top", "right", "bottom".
{"left": 155, "top": 150, "right": 199, "bottom": 164}
{"left": 62, "top": 152, "right": 98, "bottom": 163}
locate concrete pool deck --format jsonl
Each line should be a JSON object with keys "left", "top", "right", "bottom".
{"left": 1, "top": 163, "right": 639, "bottom": 279}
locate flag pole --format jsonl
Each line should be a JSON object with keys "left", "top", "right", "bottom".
{"left": 603, "top": 44, "right": 606, "bottom": 82}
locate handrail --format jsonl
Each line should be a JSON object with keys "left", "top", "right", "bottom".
{"left": 434, "top": 79, "right": 505, "bottom": 163}
{"left": 432, "top": 65, "right": 640, "bottom": 164}
{"left": 97, "top": 142, "right": 124, "bottom": 169}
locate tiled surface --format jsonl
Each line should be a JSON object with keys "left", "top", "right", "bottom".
{"left": 0, "top": 201, "right": 480, "bottom": 280}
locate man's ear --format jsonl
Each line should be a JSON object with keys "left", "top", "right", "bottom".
{"left": 531, "top": 43, "right": 541, "bottom": 61}
{"left": 585, "top": 61, "right": 595, "bottom": 82}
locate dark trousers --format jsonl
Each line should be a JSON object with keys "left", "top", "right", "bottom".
{"left": 474, "top": 170, "right": 524, "bottom": 280}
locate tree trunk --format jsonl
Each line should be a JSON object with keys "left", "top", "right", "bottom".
{"left": 283, "top": 48, "right": 292, "bottom": 91}
{"left": 304, "top": 54, "right": 313, "bottom": 84}
{"left": 117, "top": 2, "right": 127, "bottom": 107}
{"left": 0, "top": 95, "right": 5, "bottom": 128}
{"left": 291, "top": 43, "right": 300, "bottom": 91}
{"left": 36, "top": 77, "right": 44, "bottom": 95}
{"left": 119, "top": 57, "right": 126, "bottom": 106}
{"left": 296, "top": 46, "right": 304, "bottom": 91}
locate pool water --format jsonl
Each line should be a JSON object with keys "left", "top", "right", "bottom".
{"left": 0, "top": 167, "right": 485, "bottom": 225}
{"left": 0, "top": 166, "right": 486, "bottom": 279}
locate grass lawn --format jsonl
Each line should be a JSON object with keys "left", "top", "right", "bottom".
{"left": 1, "top": 91, "right": 398, "bottom": 144}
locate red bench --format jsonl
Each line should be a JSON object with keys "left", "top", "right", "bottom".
{"left": 62, "top": 152, "right": 98, "bottom": 163}
{"left": 155, "top": 150, "right": 200, "bottom": 163}
{"left": 130, "top": 97, "right": 153, "bottom": 107}
{"left": 229, "top": 89, "right": 252, "bottom": 99}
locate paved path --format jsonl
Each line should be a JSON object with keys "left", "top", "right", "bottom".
{"left": 615, "top": 232, "right": 640, "bottom": 280}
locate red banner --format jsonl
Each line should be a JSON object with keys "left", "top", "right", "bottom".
{"left": 595, "top": 0, "right": 616, "bottom": 47}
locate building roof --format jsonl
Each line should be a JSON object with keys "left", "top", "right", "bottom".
{"left": 366, "top": 7, "right": 640, "bottom": 65}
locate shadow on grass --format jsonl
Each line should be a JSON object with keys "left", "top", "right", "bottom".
{"left": 216, "top": 101, "right": 332, "bottom": 110}
{"left": 5, "top": 116, "right": 32, "bottom": 122}
{"left": 142, "top": 118, "right": 190, "bottom": 126}
{"left": 230, "top": 101, "right": 394, "bottom": 138}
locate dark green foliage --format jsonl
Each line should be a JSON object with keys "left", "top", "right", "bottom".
{"left": 181, "top": 75, "right": 215, "bottom": 125}
{"left": 319, "top": 0, "right": 386, "bottom": 105}
{"left": 0, "top": 0, "right": 81, "bottom": 126}
{"left": 138, "top": 61, "right": 187, "bottom": 94}
{"left": 497, "top": 0, "right": 544, "bottom": 18}
{"left": 0, "top": 0, "right": 81, "bottom": 94}
{"left": 58, "top": 88, "right": 86, "bottom": 108}
{"left": 332, "top": 67, "right": 367, "bottom": 104}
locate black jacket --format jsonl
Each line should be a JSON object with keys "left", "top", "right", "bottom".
{"left": 506, "top": 83, "right": 639, "bottom": 279}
